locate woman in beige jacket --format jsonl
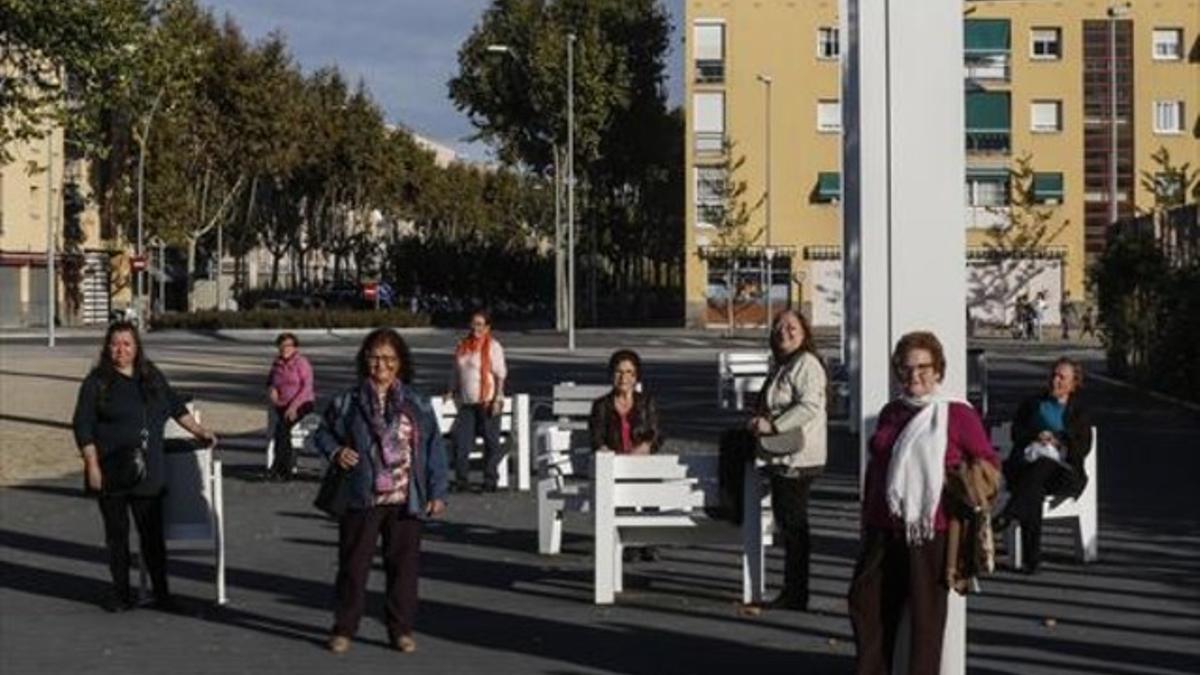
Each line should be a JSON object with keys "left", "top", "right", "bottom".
{"left": 748, "top": 309, "right": 828, "bottom": 610}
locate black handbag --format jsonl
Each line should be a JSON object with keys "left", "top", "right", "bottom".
{"left": 314, "top": 465, "right": 352, "bottom": 518}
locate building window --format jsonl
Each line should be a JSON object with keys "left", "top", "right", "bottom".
{"left": 816, "top": 100, "right": 841, "bottom": 133}
{"left": 694, "top": 21, "right": 725, "bottom": 83}
{"left": 1152, "top": 28, "right": 1183, "bottom": 60}
{"left": 1030, "top": 100, "right": 1062, "bottom": 133}
{"left": 815, "top": 172, "right": 841, "bottom": 203}
{"left": 1032, "top": 172, "right": 1064, "bottom": 204}
{"left": 817, "top": 27, "right": 839, "bottom": 60}
{"left": 1030, "top": 27, "right": 1061, "bottom": 60}
{"left": 965, "top": 172, "right": 1010, "bottom": 207}
{"left": 694, "top": 91, "right": 725, "bottom": 153}
{"left": 966, "top": 91, "right": 1011, "bottom": 153}
{"left": 695, "top": 167, "right": 726, "bottom": 227}
{"left": 1153, "top": 100, "right": 1184, "bottom": 134}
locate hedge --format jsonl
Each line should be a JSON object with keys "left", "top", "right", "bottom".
{"left": 151, "top": 308, "right": 430, "bottom": 331}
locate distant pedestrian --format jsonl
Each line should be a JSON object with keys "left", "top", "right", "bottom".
{"left": 266, "top": 332, "right": 315, "bottom": 481}
{"left": 1059, "top": 291, "right": 1073, "bottom": 341}
{"left": 314, "top": 328, "right": 448, "bottom": 654}
{"left": 447, "top": 309, "right": 507, "bottom": 492}
{"left": 1081, "top": 306, "right": 1097, "bottom": 339}
{"left": 72, "top": 321, "right": 217, "bottom": 613}
{"left": 1034, "top": 292, "right": 1048, "bottom": 341}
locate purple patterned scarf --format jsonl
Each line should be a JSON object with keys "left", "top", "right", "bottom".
{"left": 361, "top": 381, "right": 412, "bottom": 495}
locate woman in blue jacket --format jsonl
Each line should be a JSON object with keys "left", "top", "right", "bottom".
{"left": 314, "top": 328, "right": 448, "bottom": 654}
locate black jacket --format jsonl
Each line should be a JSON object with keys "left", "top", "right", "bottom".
{"left": 1007, "top": 392, "right": 1091, "bottom": 497}
{"left": 589, "top": 391, "right": 661, "bottom": 453}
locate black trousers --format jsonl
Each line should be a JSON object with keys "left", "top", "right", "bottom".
{"left": 333, "top": 505, "right": 422, "bottom": 638}
{"left": 770, "top": 473, "right": 815, "bottom": 604}
{"left": 848, "top": 529, "right": 948, "bottom": 675}
{"left": 1004, "top": 458, "right": 1079, "bottom": 567}
{"left": 98, "top": 491, "right": 168, "bottom": 600}
{"left": 451, "top": 403, "right": 503, "bottom": 486}
{"left": 270, "top": 401, "right": 314, "bottom": 477}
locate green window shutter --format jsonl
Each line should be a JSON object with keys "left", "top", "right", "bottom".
{"left": 1033, "top": 172, "right": 1064, "bottom": 201}
{"left": 817, "top": 172, "right": 841, "bottom": 201}
{"left": 965, "top": 19, "right": 1011, "bottom": 54}
{"left": 966, "top": 92, "right": 1011, "bottom": 130}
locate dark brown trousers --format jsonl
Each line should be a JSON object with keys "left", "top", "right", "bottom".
{"left": 848, "top": 528, "right": 948, "bottom": 675}
{"left": 333, "top": 505, "right": 422, "bottom": 638}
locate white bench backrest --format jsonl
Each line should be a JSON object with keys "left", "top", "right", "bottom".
{"left": 718, "top": 351, "right": 771, "bottom": 377}
{"left": 431, "top": 395, "right": 516, "bottom": 435}
{"left": 551, "top": 383, "right": 610, "bottom": 421}
{"left": 599, "top": 453, "right": 721, "bottom": 512}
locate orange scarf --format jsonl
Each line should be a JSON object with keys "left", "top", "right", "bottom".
{"left": 456, "top": 330, "right": 493, "bottom": 401}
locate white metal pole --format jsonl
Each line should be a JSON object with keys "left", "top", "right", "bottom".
{"left": 554, "top": 148, "right": 564, "bottom": 332}
{"left": 761, "top": 75, "right": 773, "bottom": 332}
{"left": 46, "top": 134, "right": 56, "bottom": 347}
{"left": 1108, "top": 8, "right": 1120, "bottom": 224}
{"left": 567, "top": 32, "right": 577, "bottom": 352}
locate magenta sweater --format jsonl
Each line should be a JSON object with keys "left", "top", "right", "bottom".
{"left": 269, "top": 354, "right": 315, "bottom": 412}
{"left": 861, "top": 399, "right": 997, "bottom": 532}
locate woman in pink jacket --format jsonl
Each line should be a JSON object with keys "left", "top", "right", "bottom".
{"left": 848, "top": 331, "right": 997, "bottom": 675}
{"left": 267, "top": 332, "right": 315, "bottom": 481}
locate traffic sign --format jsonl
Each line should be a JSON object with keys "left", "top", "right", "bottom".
{"left": 131, "top": 255, "right": 148, "bottom": 272}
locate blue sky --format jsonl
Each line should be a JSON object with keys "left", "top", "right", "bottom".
{"left": 201, "top": 0, "right": 685, "bottom": 161}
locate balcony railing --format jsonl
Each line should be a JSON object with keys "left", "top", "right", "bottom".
{"left": 964, "top": 54, "right": 1010, "bottom": 82}
{"left": 965, "top": 205, "right": 1011, "bottom": 229}
{"left": 695, "top": 131, "right": 725, "bottom": 154}
{"left": 695, "top": 59, "right": 725, "bottom": 84}
{"left": 965, "top": 130, "right": 1011, "bottom": 154}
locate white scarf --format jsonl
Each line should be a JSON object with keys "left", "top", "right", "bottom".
{"left": 885, "top": 393, "right": 962, "bottom": 544}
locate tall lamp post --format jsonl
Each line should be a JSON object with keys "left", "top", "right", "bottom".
{"left": 45, "top": 133, "right": 57, "bottom": 347}
{"left": 756, "top": 73, "right": 773, "bottom": 334}
{"left": 135, "top": 91, "right": 164, "bottom": 323}
{"left": 1107, "top": 2, "right": 1130, "bottom": 225}
{"left": 485, "top": 39, "right": 575, "bottom": 348}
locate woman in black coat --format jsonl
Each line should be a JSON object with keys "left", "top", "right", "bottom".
{"left": 997, "top": 356, "right": 1091, "bottom": 573}
{"left": 72, "top": 321, "right": 217, "bottom": 612}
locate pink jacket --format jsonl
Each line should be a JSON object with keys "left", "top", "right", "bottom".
{"left": 269, "top": 354, "right": 315, "bottom": 413}
{"left": 861, "top": 399, "right": 997, "bottom": 532}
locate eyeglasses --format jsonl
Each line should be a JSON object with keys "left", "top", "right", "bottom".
{"left": 368, "top": 355, "right": 399, "bottom": 366}
{"left": 897, "top": 363, "right": 935, "bottom": 377}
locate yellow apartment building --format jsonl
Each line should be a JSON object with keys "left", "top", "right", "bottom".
{"left": 683, "top": 0, "right": 1199, "bottom": 328}
{"left": 1, "top": 126, "right": 113, "bottom": 328}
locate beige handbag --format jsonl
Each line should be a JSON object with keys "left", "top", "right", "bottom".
{"left": 756, "top": 427, "right": 805, "bottom": 457}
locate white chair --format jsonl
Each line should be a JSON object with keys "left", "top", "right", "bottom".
{"left": 991, "top": 422, "right": 1099, "bottom": 568}
{"left": 264, "top": 409, "right": 322, "bottom": 471}
{"left": 717, "top": 351, "right": 770, "bottom": 411}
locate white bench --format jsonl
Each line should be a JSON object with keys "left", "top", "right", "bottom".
{"left": 991, "top": 422, "right": 1098, "bottom": 568}
{"left": 432, "top": 394, "right": 531, "bottom": 491}
{"left": 717, "top": 350, "right": 770, "bottom": 411}
{"left": 592, "top": 451, "right": 773, "bottom": 605}
{"left": 534, "top": 382, "right": 629, "bottom": 553}
{"left": 264, "top": 409, "right": 323, "bottom": 471}
{"left": 142, "top": 406, "right": 226, "bottom": 605}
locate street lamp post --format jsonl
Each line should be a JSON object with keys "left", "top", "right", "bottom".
{"left": 135, "top": 90, "right": 164, "bottom": 323}
{"left": 1107, "top": 2, "right": 1130, "bottom": 225}
{"left": 757, "top": 73, "right": 773, "bottom": 334}
{"left": 46, "top": 133, "right": 56, "bottom": 347}
{"left": 567, "top": 32, "right": 577, "bottom": 352}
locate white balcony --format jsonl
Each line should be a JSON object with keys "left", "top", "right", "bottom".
{"left": 965, "top": 206, "right": 1010, "bottom": 229}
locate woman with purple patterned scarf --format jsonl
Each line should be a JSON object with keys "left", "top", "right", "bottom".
{"left": 313, "top": 329, "right": 449, "bottom": 655}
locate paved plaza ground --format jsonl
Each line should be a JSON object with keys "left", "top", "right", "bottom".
{"left": 2, "top": 329, "right": 1198, "bottom": 674}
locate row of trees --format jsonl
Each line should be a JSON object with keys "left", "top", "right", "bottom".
{"left": 5, "top": 0, "right": 686, "bottom": 324}
{"left": 4, "top": 0, "right": 555, "bottom": 313}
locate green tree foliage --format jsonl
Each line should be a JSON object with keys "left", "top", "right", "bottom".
{"left": 450, "top": 0, "right": 683, "bottom": 324}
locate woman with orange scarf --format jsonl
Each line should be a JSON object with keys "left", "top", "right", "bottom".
{"left": 448, "top": 309, "right": 508, "bottom": 492}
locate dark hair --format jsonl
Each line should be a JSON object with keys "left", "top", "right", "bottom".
{"left": 97, "top": 320, "right": 160, "bottom": 397}
{"left": 607, "top": 349, "right": 642, "bottom": 380}
{"left": 469, "top": 308, "right": 492, "bottom": 326}
{"left": 891, "top": 331, "right": 947, "bottom": 382}
{"left": 275, "top": 332, "right": 299, "bottom": 348}
{"left": 1051, "top": 356, "right": 1085, "bottom": 390}
{"left": 355, "top": 328, "right": 414, "bottom": 383}
{"left": 769, "top": 308, "right": 820, "bottom": 364}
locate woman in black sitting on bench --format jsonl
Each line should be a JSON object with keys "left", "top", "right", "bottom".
{"left": 996, "top": 356, "right": 1091, "bottom": 574}
{"left": 589, "top": 349, "right": 662, "bottom": 562}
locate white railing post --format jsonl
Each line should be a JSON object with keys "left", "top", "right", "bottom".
{"left": 515, "top": 393, "right": 531, "bottom": 491}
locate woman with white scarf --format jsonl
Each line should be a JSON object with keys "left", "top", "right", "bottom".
{"left": 848, "top": 331, "right": 997, "bottom": 675}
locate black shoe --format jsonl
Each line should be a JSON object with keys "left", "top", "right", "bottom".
{"left": 764, "top": 591, "right": 808, "bottom": 611}
{"left": 103, "top": 591, "right": 136, "bottom": 613}
{"left": 640, "top": 546, "right": 660, "bottom": 562}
